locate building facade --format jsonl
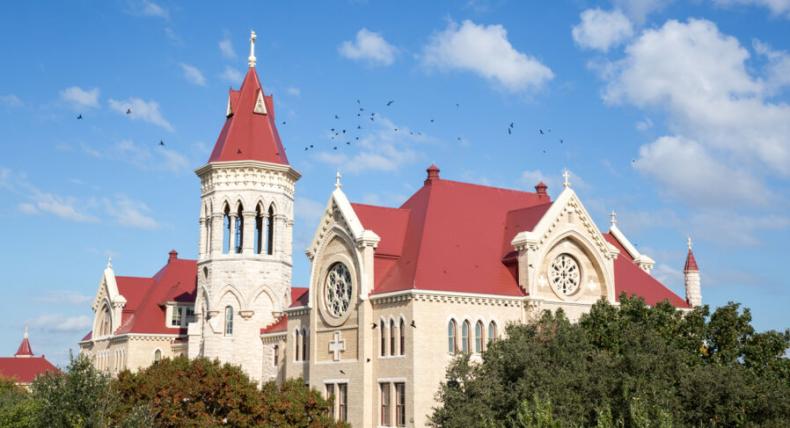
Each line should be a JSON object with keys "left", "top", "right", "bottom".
{"left": 79, "top": 31, "right": 702, "bottom": 428}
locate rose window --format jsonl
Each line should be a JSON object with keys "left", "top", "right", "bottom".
{"left": 324, "top": 262, "right": 353, "bottom": 317}
{"left": 549, "top": 254, "right": 580, "bottom": 295}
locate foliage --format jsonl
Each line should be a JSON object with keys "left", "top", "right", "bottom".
{"left": 0, "top": 377, "right": 36, "bottom": 428}
{"left": 30, "top": 353, "right": 118, "bottom": 428}
{"left": 430, "top": 295, "right": 790, "bottom": 427}
{"left": 113, "top": 356, "right": 346, "bottom": 428}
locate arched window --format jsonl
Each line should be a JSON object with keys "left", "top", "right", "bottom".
{"left": 380, "top": 320, "right": 386, "bottom": 357}
{"left": 255, "top": 204, "right": 263, "bottom": 254}
{"left": 223, "top": 204, "right": 231, "bottom": 254}
{"left": 98, "top": 304, "right": 112, "bottom": 336}
{"left": 488, "top": 321, "right": 497, "bottom": 346}
{"left": 461, "top": 320, "right": 470, "bottom": 354}
{"left": 447, "top": 320, "right": 457, "bottom": 355}
{"left": 154, "top": 349, "right": 162, "bottom": 362}
{"left": 390, "top": 319, "right": 396, "bottom": 356}
{"left": 273, "top": 345, "right": 279, "bottom": 367}
{"left": 302, "top": 328, "right": 309, "bottom": 361}
{"left": 224, "top": 306, "right": 234, "bottom": 336}
{"left": 399, "top": 318, "right": 405, "bottom": 356}
{"left": 266, "top": 205, "right": 275, "bottom": 255}
{"left": 234, "top": 203, "right": 244, "bottom": 254}
{"left": 475, "top": 321, "right": 484, "bottom": 353}
{"left": 294, "top": 330, "right": 301, "bottom": 361}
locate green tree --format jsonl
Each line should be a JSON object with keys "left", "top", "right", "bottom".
{"left": 430, "top": 295, "right": 790, "bottom": 427}
{"left": 0, "top": 377, "right": 36, "bottom": 428}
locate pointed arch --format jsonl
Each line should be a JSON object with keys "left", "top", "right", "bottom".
{"left": 266, "top": 203, "right": 275, "bottom": 255}
{"left": 380, "top": 318, "right": 386, "bottom": 357}
{"left": 461, "top": 320, "right": 470, "bottom": 354}
{"left": 224, "top": 306, "right": 234, "bottom": 336}
{"left": 234, "top": 201, "right": 244, "bottom": 254}
{"left": 254, "top": 202, "right": 264, "bottom": 254}
{"left": 447, "top": 319, "right": 457, "bottom": 355}
{"left": 301, "top": 327, "right": 308, "bottom": 361}
{"left": 294, "top": 329, "right": 301, "bottom": 361}
{"left": 222, "top": 202, "right": 231, "bottom": 254}
{"left": 389, "top": 318, "right": 396, "bottom": 356}
{"left": 399, "top": 317, "right": 406, "bottom": 356}
{"left": 475, "top": 320, "right": 484, "bottom": 353}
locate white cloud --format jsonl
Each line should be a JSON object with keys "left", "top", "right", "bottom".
{"left": 753, "top": 40, "right": 790, "bottom": 92}
{"left": 713, "top": 0, "right": 790, "bottom": 17}
{"left": 109, "top": 97, "right": 174, "bottom": 131}
{"left": 690, "top": 210, "right": 790, "bottom": 246}
{"left": 339, "top": 28, "right": 398, "bottom": 66}
{"left": 0, "top": 94, "right": 22, "bottom": 107}
{"left": 422, "top": 20, "right": 553, "bottom": 92}
{"left": 635, "top": 117, "right": 653, "bottom": 131}
{"left": 603, "top": 18, "right": 790, "bottom": 208}
{"left": 520, "top": 169, "right": 552, "bottom": 188}
{"left": 314, "top": 116, "right": 428, "bottom": 173}
{"left": 295, "top": 197, "right": 326, "bottom": 225}
{"left": 220, "top": 66, "right": 243, "bottom": 83}
{"left": 21, "top": 190, "right": 98, "bottom": 223}
{"left": 104, "top": 195, "right": 160, "bottom": 230}
{"left": 634, "top": 136, "right": 771, "bottom": 206}
{"left": 37, "top": 291, "right": 93, "bottom": 305}
{"left": 131, "top": 0, "right": 169, "bottom": 19}
{"left": 286, "top": 87, "right": 301, "bottom": 96}
{"left": 612, "top": 0, "right": 673, "bottom": 23}
{"left": 179, "top": 63, "right": 206, "bottom": 86}
{"left": 60, "top": 86, "right": 100, "bottom": 110}
{"left": 28, "top": 314, "right": 92, "bottom": 333}
{"left": 572, "top": 9, "right": 634, "bottom": 52}
{"left": 219, "top": 33, "right": 237, "bottom": 59}
{"left": 82, "top": 139, "right": 190, "bottom": 173}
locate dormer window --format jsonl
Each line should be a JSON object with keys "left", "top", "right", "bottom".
{"left": 168, "top": 305, "right": 196, "bottom": 328}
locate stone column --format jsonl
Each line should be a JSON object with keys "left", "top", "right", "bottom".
{"left": 229, "top": 214, "right": 237, "bottom": 254}
{"left": 210, "top": 213, "right": 223, "bottom": 257}
{"left": 198, "top": 217, "right": 206, "bottom": 259}
{"left": 242, "top": 210, "right": 255, "bottom": 255}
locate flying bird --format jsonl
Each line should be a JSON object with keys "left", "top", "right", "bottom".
{"left": 334, "top": 115, "right": 339, "bottom": 119}
{"left": 386, "top": 100, "right": 394, "bottom": 106}
{"left": 539, "top": 129, "right": 544, "bottom": 135}
{"left": 507, "top": 128, "right": 512, "bottom": 135}
{"left": 77, "top": 114, "right": 83, "bottom": 120}
{"left": 282, "top": 121, "right": 286, "bottom": 125}
{"left": 126, "top": 108, "right": 132, "bottom": 115}
{"left": 159, "top": 140, "right": 165, "bottom": 146}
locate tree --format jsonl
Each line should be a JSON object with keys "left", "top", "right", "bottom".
{"left": 430, "top": 295, "right": 790, "bottom": 427}
{"left": 113, "top": 356, "right": 346, "bottom": 428}
{"left": 0, "top": 377, "right": 36, "bottom": 428}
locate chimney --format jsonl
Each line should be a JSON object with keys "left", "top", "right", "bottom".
{"left": 168, "top": 250, "right": 178, "bottom": 263}
{"left": 425, "top": 164, "right": 440, "bottom": 185}
{"left": 535, "top": 181, "right": 548, "bottom": 199}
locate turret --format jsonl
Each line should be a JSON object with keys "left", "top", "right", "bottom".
{"left": 684, "top": 236, "right": 701, "bottom": 307}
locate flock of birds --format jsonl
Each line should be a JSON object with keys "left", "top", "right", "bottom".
{"left": 75, "top": 98, "right": 584, "bottom": 159}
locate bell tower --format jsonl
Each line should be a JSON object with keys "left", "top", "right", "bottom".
{"left": 188, "top": 31, "right": 300, "bottom": 383}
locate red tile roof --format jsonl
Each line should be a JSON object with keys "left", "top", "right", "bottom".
{"left": 0, "top": 357, "right": 58, "bottom": 384}
{"left": 684, "top": 249, "right": 699, "bottom": 272}
{"left": 260, "top": 315, "right": 288, "bottom": 334}
{"left": 15, "top": 336, "right": 32, "bottom": 357}
{"left": 208, "top": 67, "right": 288, "bottom": 165}
{"left": 260, "top": 287, "right": 309, "bottom": 334}
{"left": 605, "top": 233, "right": 689, "bottom": 308}
{"left": 112, "top": 253, "right": 196, "bottom": 336}
{"left": 290, "top": 287, "right": 309, "bottom": 308}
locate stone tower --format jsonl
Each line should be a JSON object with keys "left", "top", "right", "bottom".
{"left": 187, "top": 31, "right": 300, "bottom": 383}
{"left": 684, "top": 237, "right": 701, "bottom": 307}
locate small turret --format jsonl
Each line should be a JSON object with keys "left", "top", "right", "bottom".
{"left": 684, "top": 236, "right": 701, "bottom": 307}
{"left": 15, "top": 327, "right": 33, "bottom": 358}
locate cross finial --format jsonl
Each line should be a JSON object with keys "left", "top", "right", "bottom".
{"left": 562, "top": 169, "right": 571, "bottom": 188}
{"left": 335, "top": 170, "right": 342, "bottom": 189}
{"left": 610, "top": 210, "right": 617, "bottom": 227}
{"left": 687, "top": 235, "right": 692, "bottom": 250}
{"left": 248, "top": 30, "right": 257, "bottom": 68}
{"left": 106, "top": 256, "right": 113, "bottom": 269}
{"left": 24, "top": 325, "right": 28, "bottom": 339}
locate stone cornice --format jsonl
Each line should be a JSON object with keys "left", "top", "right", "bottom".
{"left": 371, "top": 289, "right": 525, "bottom": 307}
{"left": 195, "top": 160, "right": 301, "bottom": 181}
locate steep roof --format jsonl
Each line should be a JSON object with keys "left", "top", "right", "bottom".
{"left": 684, "top": 249, "right": 699, "bottom": 272}
{"left": 605, "top": 233, "right": 689, "bottom": 308}
{"left": 208, "top": 66, "right": 289, "bottom": 165}
{"left": 15, "top": 333, "right": 32, "bottom": 357}
{"left": 0, "top": 357, "right": 58, "bottom": 384}
{"left": 112, "top": 252, "right": 197, "bottom": 336}
{"left": 358, "top": 168, "right": 548, "bottom": 296}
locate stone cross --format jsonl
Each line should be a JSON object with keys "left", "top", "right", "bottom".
{"left": 610, "top": 210, "right": 617, "bottom": 227}
{"left": 248, "top": 30, "right": 257, "bottom": 68}
{"left": 335, "top": 171, "right": 342, "bottom": 189}
{"left": 328, "top": 331, "right": 345, "bottom": 361}
{"left": 562, "top": 169, "right": 571, "bottom": 188}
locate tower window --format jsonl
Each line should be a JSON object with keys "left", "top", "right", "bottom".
{"left": 390, "top": 319, "right": 396, "bottom": 356}
{"left": 380, "top": 320, "right": 386, "bottom": 357}
{"left": 461, "top": 320, "right": 470, "bottom": 354}
{"left": 301, "top": 328, "right": 309, "bottom": 361}
{"left": 447, "top": 319, "right": 457, "bottom": 355}
{"left": 475, "top": 320, "right": 484, "bottom": 354}
{"left": 266, "top": 205, "right": 275, "bottom": 255}
{"left": 400, "top": 318, "right": 405, "bottom": 356}
{"left": 223, "top": 204, "right": 231, "bottom": 254}
{"left": 255, "top": 205, "right": 263, "bottom": 254}
{"left": 234, "top": 204, "right": 244, "bottom": 254}
{"left": 224, "top": 306, "right": 234, "bottom": 336}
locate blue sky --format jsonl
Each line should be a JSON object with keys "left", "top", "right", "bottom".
{"left": 1, "top": 0, "right": 788, "bottom": 365}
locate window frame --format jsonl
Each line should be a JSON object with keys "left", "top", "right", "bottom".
{"left": 448, "top": 319, "right": 457, "bottom": 355}
{"left": 380, "top": 382, "right": 391, "bottom": 426}
{"left": 475, "top": 320, "right": 484, "bottom": 353}
{"left": 395, "top": 382, "right": 406, "bottom": 427}
{"left": 461, "top": 320, "right": 470, "bottom": 354}
{"left": 338, "top": 383, "right": 348, "bottom": 422}
{"left": 224, "top": 306, "right": 234, "bottom": 336}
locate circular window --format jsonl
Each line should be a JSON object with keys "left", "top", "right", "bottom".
{"left": 324, "top": 262, "right": 353, "bottom": 318}
{"left": 549, "top": 254, "right": 581, "bottom": 295}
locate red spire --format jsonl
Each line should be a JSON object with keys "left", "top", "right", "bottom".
{"left": 684, "top": 249, "right": 699, "bottom": 272}
{"left": 208, "top": 66, "right": 289, "bottom": 165}
{"left": 15, "top": 329, "right": 33, "bottom": 357}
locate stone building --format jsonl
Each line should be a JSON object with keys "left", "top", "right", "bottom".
{"left": 79, "top": 31, "right": 701, "bottom": 428}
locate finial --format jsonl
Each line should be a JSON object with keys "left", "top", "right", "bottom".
{"left": 610, "top": 210, "right": 617, "bottom": 227}
{"left": 248, "top": 30, "right": 257, "bottom": 68}
{"left": 335, "top": 170, "right": 342, "bottom": 189}
{"left": 106, "top": 256, "right": 113, "bottom": 270}
{"left": 562, "top": 169, "right": 571, "bottom": 188}
{"left": 24, "top": 325, "right": 28, "bottom": 339}
{"left": 687, "top": 235, "right": 692, "bottom": 250}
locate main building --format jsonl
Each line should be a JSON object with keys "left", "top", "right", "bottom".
{"left": 79, "top": 32, "right": 702, "bottom": 428}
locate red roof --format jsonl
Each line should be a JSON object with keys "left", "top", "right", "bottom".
{"left": 0, "top": 357, "right": 58, "bottom": 384}
{"left": 344, "top": 166, "right": 688, "bottom": 308}
{"left": 112, "top": 252, "right": 196, "bottom": 336}
{"left": 15, "top": 335, "right": 32, "bottom": 357}
{"left": 605, "top": 233, "right": 689, "bottom": 308}
{"left": 684, "top": 249, "right": 699, "bottom": 272}
{"left": 290, "top": 287, "right": 309, "bottom": 307}
{"left": 358, "top": 168, "right": 548, "bottom": 296}
{"left": 208, "top": 67, "right": 289, "bottom": 165}
{"left": 260, "top": 287, "right": 309, "bottom": 334}
{"left": 260, "top": 315, "right": 288, "bottom": 334}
